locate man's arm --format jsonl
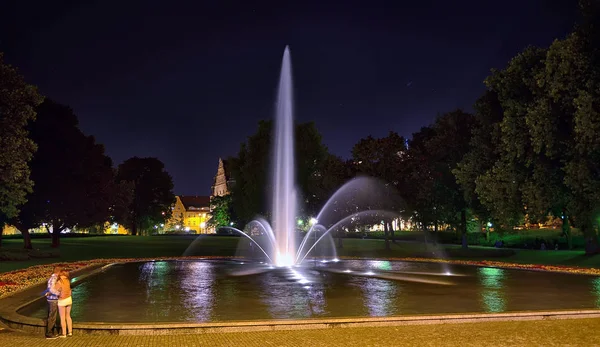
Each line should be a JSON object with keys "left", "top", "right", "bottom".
{"left": 48, "top": 276, "right": 60, "bottom": 295}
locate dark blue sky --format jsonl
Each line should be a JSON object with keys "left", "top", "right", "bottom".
{"left": 1, "top": 0, "right": 578, "bottom": 195}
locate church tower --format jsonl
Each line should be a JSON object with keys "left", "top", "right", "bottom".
{"left": 211, "top": 158, "right": 229, "bottom": 197}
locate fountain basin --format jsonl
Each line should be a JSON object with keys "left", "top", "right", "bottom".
{"left": 8, "top": 259, "right": 600, "bottom": 326}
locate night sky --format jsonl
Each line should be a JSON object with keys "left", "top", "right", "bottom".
{"left": 0, "top": 0, "right": 579, "bottom": 195}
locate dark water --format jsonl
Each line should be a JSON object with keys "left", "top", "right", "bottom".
{"left": 19, "top": 260, "right": 600, "bottom": 323}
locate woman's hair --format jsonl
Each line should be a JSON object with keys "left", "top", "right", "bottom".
{"left": 59, "top": 270, "right": 70, "bottom": 282}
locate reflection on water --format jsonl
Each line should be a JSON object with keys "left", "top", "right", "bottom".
{"left": 17, "top": 260, "right": 600, "bottom": 323}
{"left": 260, "top": 269, "right": 326, "bottom": 319}
{"left": 478, "top": 267, "right": 506, "bottom": 313}
{"left": 181, "top": 262, "right": 214, "bottom": 321}
{"left": 360, "top": 277, "right": 398, "bottom": 316}
{"left": 369, "top": 260, "right": 393, "bottom": 271}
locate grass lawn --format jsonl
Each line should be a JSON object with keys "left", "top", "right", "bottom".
{"left": 1, "top": 235, "right": 600, "bottom": 273}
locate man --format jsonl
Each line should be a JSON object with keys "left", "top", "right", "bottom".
{"left": 44, "top": 266, "right": 61, "bottom": 339}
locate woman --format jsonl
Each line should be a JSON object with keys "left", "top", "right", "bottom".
{"left": 55, "top": 270, "right": 73, "bottom": 337}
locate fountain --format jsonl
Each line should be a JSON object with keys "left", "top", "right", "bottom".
{"left": 207, "top": 46, "right": 400, "bottom": 268}
{"left": 271, "top": 46, "right": 296, "bottom": 267}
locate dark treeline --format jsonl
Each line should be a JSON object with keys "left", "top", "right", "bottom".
{"left": 0, "top": 59, "right": 175, "bottom": 248}
{"left": 228, "top": 1, "right": 600, "bottom": 254}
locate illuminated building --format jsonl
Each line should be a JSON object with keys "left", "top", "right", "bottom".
{"left": 165, "top": 195, "right": 212, "bottom": 234}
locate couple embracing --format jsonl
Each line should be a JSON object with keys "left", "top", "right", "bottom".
{"left": 44, "top": 266, "right": 73, "bottom": 339}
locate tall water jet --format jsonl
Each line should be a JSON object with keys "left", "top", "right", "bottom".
{"left": 272, "top": 46, "right": 296, "bottom": 267}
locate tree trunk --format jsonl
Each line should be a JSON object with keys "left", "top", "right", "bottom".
{"left": 22, "top": 229, "right": 32, "bottom": 249}
{"left": 461, "top": 209, "right": 468, "bottom": 249}
{"left": 562, "top": 212, "right": 572, "bottom": 250}
{"left": 51, "top": 221, "right": 61, "bottom": 248}
{"left": 0, "top": 227, "right": 3, "bottom": 248}
{"left": 51, "top": 230, "right": 60, "bottom": 248}
{"left": 433, "top": 222, "right": 438, "bottom": 244}
{"left": 13, "top": 222, "right": 33, "bottom": 249}
{"left": 131, "top": 223, "right": 138, "bottom": 236}
{"left": 384, "top": 222, "right": 390, "bottom": 250}
{"left": 391, "top": 222, "right": 396, "bottom": 243}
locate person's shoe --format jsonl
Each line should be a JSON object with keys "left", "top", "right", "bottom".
{"left": 59, "top": 335, "right": 67, "bottom": 338}
{"left": 45, "top": 334, "right": 58, "bottom": 339}
{"left": 67, "top": 333, "right": 73, "bottom": 337}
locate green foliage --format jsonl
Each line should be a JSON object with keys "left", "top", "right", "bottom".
{"left": 458, "top": 6, "right": 600, "bottom": 252}
{"left": 207, "top": 195, "right": 233, "bottom": 228}
{"left": 115, "top": 157, "right": 175, "bottom": 236}
{"left": 0, "top": 54, "right": 43, "bottom": 230}
{"left": 454, "top": 91, "right": 503, "bottom": 222}
{"left": 404, "top": 111, "right": 475, "bottom": 234}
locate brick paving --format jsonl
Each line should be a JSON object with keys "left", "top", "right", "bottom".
{"left": 1, "top": 318, "right": 600, "bottom": 347}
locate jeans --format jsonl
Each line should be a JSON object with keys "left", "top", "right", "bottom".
{"left": 45, "top": 300, "right": 59, "bottom": 336}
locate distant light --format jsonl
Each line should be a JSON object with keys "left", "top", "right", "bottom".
{"left": 184, "top": 226, "right": 190, "bottom": 231}
{"left": 160, "top": 223, "right": 164, "bottom": 227}
{"left": 344, "top": 269, "right": 352, "bottom": 273}
{"left": 154, "top": 225, "right": 158, "bottom": 229}
{"left": 487, "top": 222, "right": 492, "bottom": 227}
{"left": 365, "top": 271, "right": 375, "bottom": 276}
{"left": 297, "top": 219, "right": 304, "bottom": 226}
{"left": 175, "top": 225, "right": 180, "bottom": 230}
{"left": 309, "top": 218, "right": 318, "bottom": 225}
{"left": 332, "top": 258, "right": 340, "bottom": 262}
{"left": 200, "top": 222, "right": 206, "bottom": 228}
{"left": 230, "top": 222, "right": 234, "bottom": 226}
{"left": 445, "top": 271, "right": 452, "bottom": 276}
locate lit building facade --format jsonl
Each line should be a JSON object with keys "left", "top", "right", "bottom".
{"left": 165, "top": 195, "right": 212, "bottom": 234}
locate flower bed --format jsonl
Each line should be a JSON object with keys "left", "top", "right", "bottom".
{"left": 1, "top": 256, "right": 599, "bottom": 299}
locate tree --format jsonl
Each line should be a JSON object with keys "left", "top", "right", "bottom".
{"left": 454, "top": 91, "right": 504, "bottom": 237}
{"left": 229, "top": 120, "right": 331, "bottom": 225}
{"left": 352, "top": 131, "right": 407, "bottom": 249}
{"left": 208, "top": 195, "right": 233, "bottom": 228}
{"left": 460, "top": 1, "right": 600, "bottom": 253}
{"left": 403, "top": 111, "right": 475, "bottom": 248}
{"left": 12, "top": 99, "right": 117, "bottom": 248}
{"left": 0, "top": 53, "right": 43, "bottom": 247}
{"left": 115, "top": 157, "right": 175, "bottom": 236}
{"left": 469, "top": 47, "right": 548, "bottom": 231}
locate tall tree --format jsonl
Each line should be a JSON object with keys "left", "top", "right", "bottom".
{"left": 473, "top": 47, "right": 548, "bottom": 230}
{"left": 352, "top": 131, "right": 407, "bottom": 248}
{"left": 404, "top": 111, "right": 475, "bottom": 247}
{"left": 0, "top": 54, "right": 43, "bottom": 247}
{"left": 454, "top": 91, "right": 504, "bottom": 234}
{"left": 12, "top": 100, "right": 116, "bottom": 248}
{"left": 461, "top": 1, "right": 600, "bottom": 253}
{"left": 115, "top": 157, "right": 175, "bottom": 236}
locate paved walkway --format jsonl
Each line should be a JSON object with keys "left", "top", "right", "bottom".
{"left": 1, "top": 318, "right": 600, "bottom": 346}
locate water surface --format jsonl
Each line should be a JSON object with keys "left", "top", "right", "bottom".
{"left": 19, "top": 260, "right": 600, "bottom": 322}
